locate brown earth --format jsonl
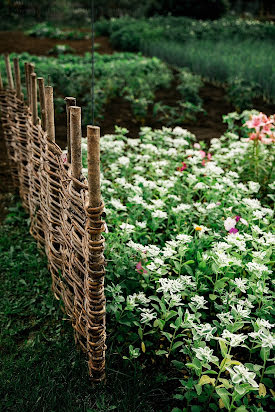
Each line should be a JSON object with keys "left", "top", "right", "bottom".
{"left": 0, "top": 31, "right": 274, "bottom": 221}
{"left": 0, "top": 31, "right": 114, "bottom": 56}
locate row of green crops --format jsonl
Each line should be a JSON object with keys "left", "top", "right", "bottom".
{"left": 80, "top": 110, "right": 275, "bottom": 411}
{"left": 0, "top": 53, "right": 204, "bottom": 125}
{"left": 95, "top": 16, "right": 275, "bottom": 108}
{"left": 25, "top": 22, "right": 91, "bottom": 40}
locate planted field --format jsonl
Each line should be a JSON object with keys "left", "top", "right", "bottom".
{"left": 97, "top": 17, "right": 275, "bottom": 109}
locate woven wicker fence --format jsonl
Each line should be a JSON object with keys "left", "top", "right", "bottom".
{"left": 0, "top": 54, "right": 106, "bottom": 382}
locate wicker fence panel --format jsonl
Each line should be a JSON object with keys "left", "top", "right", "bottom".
{"left": 0, "top": 55, "right": 106, "bottom": 382}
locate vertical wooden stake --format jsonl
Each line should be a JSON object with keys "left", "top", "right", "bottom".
{"left": 45, "top": 86, "right": 55, "bottom": 142}
{"left": 31, "top": 73, "right": 38, "bottom": 125}
{"left": 86, "top": 124, "right": 105, "bottom": 382}
{"left": 87, "top": 126, "right": 101, "bottom": 207}
{"left": 38, "top": 77, "right": 46, "bottom": 130}
{"left": 13, "top": 57, "right": 22, "bottom": 99}
{"left": 24, "top": 62, "right": 30, "bottom": 105}
{"left": 65, "top": 97, "right": 76, "bottom": 163}
{"left": 28, "top": 63, "right": 35, "bottom": 111}
{"left": 4, "top": 54, "right": 14, "bottom": 89}
{"left": 70, "top": 106, "right": 82, "bottom": 186}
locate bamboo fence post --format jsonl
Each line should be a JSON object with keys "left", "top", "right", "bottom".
{"left": 28, "top": 63, "right": 35, "bottom": 112}
{"left": 86, "top": 125, "right": 105, "bottom": 382}
{"left": 31, "top": 73, "right": 38, "bottom": 125}
{"left": 24, "top": 62, "right": 30, "bottom": 105}
{"left": 38, "top": 77, "right": 46, "bottom": 130}
{"left": 87, "top": 126, "right": 101, "bottom": 207}
{"left": 65, "top": 97, "right": 76, "bottom": 163}
{"left": 13, "top": 57, "right": 22, "bottom": 99}
{"left": 4, "top": 54, "right": 14, "bottom": 89}
{"left": 70, "top": 106, "right": 82, "bottom": 186}
{"left": 45, "top": 86, "right": 55, "bottom": 142}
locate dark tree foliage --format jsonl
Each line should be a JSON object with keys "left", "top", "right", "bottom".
{"left": 145, "top": 0, "right": 230, "bottom": 19}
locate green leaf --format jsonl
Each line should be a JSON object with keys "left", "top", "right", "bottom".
{"left": 235, "top": 407, "right": 248, "bottom": 412}
{"left": 156, "top": 350, "right": 168, "bottom": 356}
{"left": 260, "top": 347, "right": 270, "bottom": 362}
{"left": 171, "top": 341, "right": 183, "bottom": 352}
{"left": 265, "top": 365, "right": 275, "bottom": 375}
{"left": 195, "top": 383, "right": 202, "bottom": 395}
{"left": 172, "top": 360, "right": 185, "bottom": 370}
{"left": 216, "top": 388, "right": 230, "bottom": 409}
{"left": 219, "top": 339, "right": 228, "bottom": 357}
{"left": 209, "top": 294, "right": 218, "bottom": 301}
{"left": 138, "top": 327, "right": 143, "bottom": 340}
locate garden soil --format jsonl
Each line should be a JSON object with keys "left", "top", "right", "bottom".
{"left": 0, "top": 32, "right": 274, "bottom": 221}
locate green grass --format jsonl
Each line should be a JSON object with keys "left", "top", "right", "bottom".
{"left": 0, "top": 201, "right": 172, "bottom": 412}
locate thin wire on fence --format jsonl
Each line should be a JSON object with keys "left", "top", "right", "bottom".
{"left": 0, "top": 54, "right": 106, "bottom": 382}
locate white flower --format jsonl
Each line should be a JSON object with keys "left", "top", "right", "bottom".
{"left": 136, "top": 221, "right": 146, "bottom": 229}
{"left": 117, "top": 156, "right": 130, "bottom": 166}
{"left": 256, "top": 319, "right": 274, "bottom": 329}
{"left": 176, "top": 234, "right": 193, "bottom": 243}
{"left": 248, "top": 181, "right": 260, "bottom": 193}
{"left": 240, "top": 218, "right": 248, "bottom": 226}
{"left": 232, "top": 304, "right": 250, "bottom": 318}
{"left": 246, "top": 262, "right": 271, "bottom": 276}
{"left": 110, "top": 199, "right": 127, "bottom": 210}
{"left": 224, "top": 217, "right": 236, "bottom": 231}
{"left": 232, "top": 278, "right": 248, "bottom": 293}
{"left": 157, "top": 278, "right": 184, "bottom": 294}
{"left": 173, "top": 126, "right": 189, "bottom": 136}
{"left": 194, "top": 182, "right": 208, "bottom": 190}
{"left": 147, "top": 262, "right": 157, "bottom": 271}
{"left": 140, "top": 308, "right": 157, "bottom": 323}
{"left": 190, "top": 295, "right": 208, "bottom": 310}
{"left": 221, "top": 330, "right": 247, "bottom": 347}
{"left": 193, "top": 323, "right": 217, "bottom": 341}
{"left": 206, "top": 203, "right": 217, "bottom": 210}
{"left": 193, "top": 346, "right": 219, "bottom": 364}
{"left": 217, "top": 312, "right": 234, "bottom": 325}
{"left": 242, "top": 198, "right": 261, "bottom": 209}
{"left": 253, "top": 210, "right": 264, "bottom": 219}
{"left": 152, "top": 210, "right": 167, "bottom": 219}
{"left": 226, "top": 364, "right": 258, "bottom": 388}
{"left": 172, "top": 204, "right": 192, "bottom": 213}
{"left": 120, "top": 223, "right": 135, "bottom": 233}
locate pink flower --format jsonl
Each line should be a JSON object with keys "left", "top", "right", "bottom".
{"left": 194, "top": 143, "right": 201, "bottom": 149}
{"left": 199, "top": 150, "right": 206, "bottom": 159}
{"left": 207, "top": 153, "right": 212, "bottom": 160}
{"left": 229, "top": 227, "right": 239, "bottom": 234}
{"left": 224, "top": 217, "right": 236, "bottom": 231}
{"left": 245, "top": 113, "right": 271, "bottom": 132}
{"left": 136, "top": 261, "right": 147, "bottom": 274}
{"left": 178, "top": 162, "right": 187, "bottom": 171}
{"left": 235, "top": 215, "right": 241, "bottom": 222}
{"left": 61, "top": 152, "right": 67, "bottom": 163}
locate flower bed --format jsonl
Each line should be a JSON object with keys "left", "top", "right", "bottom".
{"left": 81, "top": 111, "right": 274, "bottom": 409}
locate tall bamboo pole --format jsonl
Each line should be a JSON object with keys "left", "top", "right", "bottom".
{"left": 45, "top": 86, "right": 55, "bottom": 142}
{"left": 4, "top": 54, "right": 14, "bottom": 89}
{"left": 65, "top": 97, "right": 76, "bottom": 163}
{"left": 13, "top": 57, "right": 22, "bottom": 99}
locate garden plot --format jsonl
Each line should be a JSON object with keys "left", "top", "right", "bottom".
{"left": 81, "top": 110, "right": 274, "bottom": 409}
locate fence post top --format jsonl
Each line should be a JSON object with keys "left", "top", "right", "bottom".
{"left": 65, "top": 96, "right": 76, "bottom": 102}
{"left": 87, "top": 125, "right": 100, "bottom": 133}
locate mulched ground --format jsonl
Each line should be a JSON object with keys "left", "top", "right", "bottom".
{"left": 0, "top": 31, "right": 274, "bottom": 220}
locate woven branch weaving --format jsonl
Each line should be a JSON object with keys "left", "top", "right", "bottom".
{"left": 0, "top": 55, "right": 106, "bottom": 382}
